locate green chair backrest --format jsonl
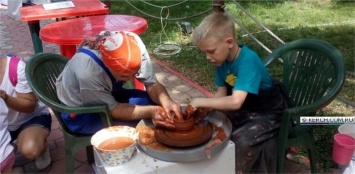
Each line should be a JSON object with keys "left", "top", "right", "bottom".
{"left": 25, "top": 53, "right": 71, "bottom": 132}
{"left": 264, "top": 39, "right": 346, "bottom": 135}
{"left": 26, "top": 53, "right": 67, "bottom": 104}
{"left": 25, "top": 53, "right": 112, "bottom": 134}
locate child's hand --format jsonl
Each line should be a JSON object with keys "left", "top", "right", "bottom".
{"left": 185, "top": 104, "right": 211, "bottom": 123}
{"left": 161, "top": 100, "right": 183, "bottom": 121}
{"left": 0, "top": 89, "right": 8, "bottom": 101}
{"left": 184, "top": 104, "right": 196, "bottom": 120}
{"left": 153, "top": 106, "right": 175, "bottom": 130}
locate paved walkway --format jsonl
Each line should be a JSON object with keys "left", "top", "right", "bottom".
{"left": 0, "top": 4, "right": 325, "bottom": 174}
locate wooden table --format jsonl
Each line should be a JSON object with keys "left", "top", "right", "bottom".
{"left": 20, "top": 0, "right": 109, "bottom": 54}
{"left": 39, "top": 14, "right": 148, "bottom": 58}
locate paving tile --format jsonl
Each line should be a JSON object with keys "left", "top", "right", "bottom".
{"left": 48, "top": 140, "right": 57, "bottom": 151}
{"left": 74, "top": 163, "right": 96, "bottom": 174}
{"left": 48, "top": 128, "right": 64, "bottom": 141}
{"left": 55, "top": 138, "right": 65, "bottom": 148}
{"left": 50, "top": 147, "right": 65, "bottom": 161}
{"left": 51, "top": 119, "right": 60, "bottom": 130}
{"left": 48, "top": 159, "right": 66, "bottom": 173}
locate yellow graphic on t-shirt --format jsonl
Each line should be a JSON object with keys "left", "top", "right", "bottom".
{"left": 225, "top": 73, "right": 236, "bottom": 86}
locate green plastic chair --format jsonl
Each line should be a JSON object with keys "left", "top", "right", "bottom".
{"left": 25, "top": 53, "right": 113, "bottom": 174}
{"left": 264, "top": 39, "right": 346, "bottom": 173}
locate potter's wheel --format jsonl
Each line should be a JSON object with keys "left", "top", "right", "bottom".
{"left": 155, "top": 122, "right": 213, "bottom": 147}
{"left": 136, "top": 110, "right": 232, "bottom": 162}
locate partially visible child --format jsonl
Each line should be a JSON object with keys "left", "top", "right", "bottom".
{"left": 0, "top": 108, "right": 14, "bottom": 173}
{"left": 0, "top": 55, "right": 52, "bottom": 171}
{"left": 189, "top": 12, "right": 290, "bottom": 173}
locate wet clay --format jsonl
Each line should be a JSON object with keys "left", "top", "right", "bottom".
{"left": 98, "top": 137, "right": 135, "bottom": 150}
{"left": 211, "top": 123, "right": 227, "bottom": 141}
{"left": 137, "top": 123, "right": 226, "bottom": 151}
{"left": 155, "top": 123, "right": 213, "bottom": 147}
{"left": 154, "top": 105, "right": 214, "bottom": 147}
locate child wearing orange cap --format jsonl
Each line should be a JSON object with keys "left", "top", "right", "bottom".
{"left": 56, "top": 31, "right": 182, "bottom": 134}
{"left": 188, "top": 12, "right": 291, "bottom": 173}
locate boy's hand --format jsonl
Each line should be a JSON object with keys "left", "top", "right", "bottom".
{"left": 153, "top": 106, "right": 175, "bottom": 130}
{"left": 185, "top": 104, "right": 196, "bottom": 120}
{"left": 185, "top": 104, "right": 211, "bottom": 123}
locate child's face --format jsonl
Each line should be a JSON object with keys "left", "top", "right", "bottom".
{"left": 197, "top": 37, "right": 232, "bottom": 66}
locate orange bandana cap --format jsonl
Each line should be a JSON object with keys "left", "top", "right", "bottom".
{"left": 99, "top": 31, "right": 141, "bottom": 74}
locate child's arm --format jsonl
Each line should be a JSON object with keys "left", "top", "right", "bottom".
{"left": 0, "top": 89, "right": 37, "bottom": 113}
{"left": 190, "top": 89, "right": 248, "bottom": 111}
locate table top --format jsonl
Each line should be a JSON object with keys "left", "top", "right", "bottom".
{"left": 40, "top": 15, "right": 148, "bottom": 45}
{"left": 20, "top": 0, "right": 109, "bottom": 22}
{"left": 93, "top": 141, "right": 235, "bottom": 174}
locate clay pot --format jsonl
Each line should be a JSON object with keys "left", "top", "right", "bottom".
{"left": 174, "top": 117, "right": 195, "bottom": 131}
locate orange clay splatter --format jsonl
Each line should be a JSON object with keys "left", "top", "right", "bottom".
{"left": 211, "top": 123, "right": 227, "bottom": 141}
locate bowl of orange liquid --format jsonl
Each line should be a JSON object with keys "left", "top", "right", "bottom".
{"left": 91, "top": 126, "right": 137, "bottom": 166}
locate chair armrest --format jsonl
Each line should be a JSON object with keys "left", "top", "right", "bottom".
{"left": 43, "top": 99, "right": 113, "bottom": 127}
{"left": 59, "top": 105, "right": 109, "bottom": 114}
{"left": 56, "top": 104, "right": 113, "bottom": 127}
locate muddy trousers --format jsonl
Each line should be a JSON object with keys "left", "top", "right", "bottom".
{"left": 227, "top": 111, "right": 280, "bottom": 173}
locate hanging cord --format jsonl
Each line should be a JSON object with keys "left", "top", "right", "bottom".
{"left": 153, "top": 7, "right": 181, "bottom": 58}
{"left": 124, "top": 0, "right": 212, "bottom": 21}
{"left": 232, "top": 0, "right": 285, "bottom": 45}
{"left": 139, "top": 0, "right": 188, "bottom": 8}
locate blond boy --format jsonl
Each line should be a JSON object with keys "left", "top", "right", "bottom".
{"left": 190, "top": 12, "right": 290, "bottom": 173}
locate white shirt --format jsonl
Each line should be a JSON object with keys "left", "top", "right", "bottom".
{"left": 0, "top": 114, "right": 13, "bottom": 163}
{"left": 0, "top": 56, "right": 49, "bottom": 131}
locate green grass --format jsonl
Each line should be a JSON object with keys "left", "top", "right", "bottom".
{"left": 109, "top": 0, "right": 355, "bottom": 172}
{"left": 109, "top": 0, "right": 354, "bottom": 102}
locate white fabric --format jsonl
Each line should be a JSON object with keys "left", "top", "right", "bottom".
{"left": 0, "top": 110, "right": 13, "bottom": 163}
{"left": 343, "top": 157, "right": 355, "bottom": 174}
{"left": 1, "top": 0, "right": 8, "bottom": 6}
{"left": 0, "top": 56, "right": 49, "bottom": 131}
{"left": 7, "top": 0, "right": 26, "bottom": 21}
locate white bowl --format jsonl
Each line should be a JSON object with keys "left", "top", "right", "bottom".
{"left": 91, "top": 126, "right": 138, "bottom": 166}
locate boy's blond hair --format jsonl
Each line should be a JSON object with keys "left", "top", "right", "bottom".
{"left": 192, "top": 12, "right": 235, "bottom": 45}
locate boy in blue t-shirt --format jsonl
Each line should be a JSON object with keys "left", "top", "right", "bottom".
{"left": 190, "top": 12, "right": 290, "bottom": 173}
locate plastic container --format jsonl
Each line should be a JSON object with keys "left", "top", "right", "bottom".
{"left": 333, "top": 133, "right": 355, "bottom": 165}
{"left": 91, "top": 126, "right": 138, "bottom": 166}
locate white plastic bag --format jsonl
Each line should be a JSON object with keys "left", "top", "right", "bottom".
{"left": 1, "top": 0, "right": 8, "bottom": 6}
{"left": 7, "top": 0, "right": 26, "bottom": 21}
{"left": 343, "top": 157, "right": 355, "bottom": 174}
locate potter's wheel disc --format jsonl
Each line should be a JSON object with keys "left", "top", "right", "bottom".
{"left": 136, "top": 110, "right": 232, "bottom": 162}
{"left": 155, "top": 123, "right": 213, "bottom": 147}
